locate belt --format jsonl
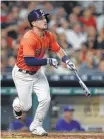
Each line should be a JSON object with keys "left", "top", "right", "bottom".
{"left": 18, "top": 69, "right": 37, "bottom": 75}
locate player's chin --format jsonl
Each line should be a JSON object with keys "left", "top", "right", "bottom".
{"left": 42, "top": 26, "right": 48, "bottom": 30}
{"left": 44, "top": 26, "right": 48, "bottom": 29}
{"left": 44, "top": 24, "right": 48, "bottom": 29}
{"left": 40, "top": 24, "right": 48, "bottom": 30}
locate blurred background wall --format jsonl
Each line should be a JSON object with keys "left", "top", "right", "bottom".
{"left": 1, "top": 1, "right": 104, "bottom": 132}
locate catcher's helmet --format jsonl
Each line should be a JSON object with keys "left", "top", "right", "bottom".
{"left": 28, "top": 9, "right": 49, "bottom": 27}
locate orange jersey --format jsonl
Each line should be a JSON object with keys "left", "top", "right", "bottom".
{"left": 16, "top": 30, "right": 60, "bottom": 71}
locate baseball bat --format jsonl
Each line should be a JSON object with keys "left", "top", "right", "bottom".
{"left": 73, "top": 69, "right": 91, "bottom": 97}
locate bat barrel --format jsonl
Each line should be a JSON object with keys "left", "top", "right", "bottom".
{"left": 73, "top": 69, "right": 91, "bottom": 97}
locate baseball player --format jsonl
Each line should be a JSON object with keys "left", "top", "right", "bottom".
{"left": 12, "top": 9, "right": 76, "bottom": 136}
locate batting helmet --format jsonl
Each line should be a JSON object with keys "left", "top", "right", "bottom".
{"left": 28, "top": 9, "right": 49, "bottom": 27}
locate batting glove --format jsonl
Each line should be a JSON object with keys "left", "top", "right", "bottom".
{"left": 66, "top": 60, "right": 76, "bottom": 71}
{"left": 47, "top": 58, "right": 58, "bottom": 69}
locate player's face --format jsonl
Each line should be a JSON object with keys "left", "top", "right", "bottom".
{"left": 35, "top": 16, "right": 48, "bottom": 30}
{"left": 64, "top": 111, "right": 73, "bottom": 122}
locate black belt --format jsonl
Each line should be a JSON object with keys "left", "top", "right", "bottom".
{"left": 18, "top": 69, "right": 37, "bottom": 75}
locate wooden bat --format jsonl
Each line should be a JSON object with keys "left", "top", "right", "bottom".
{"left": 73, "top": 69, "right": 91, "bottom": 97}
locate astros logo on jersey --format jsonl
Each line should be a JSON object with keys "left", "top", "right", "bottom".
{"left": 35, "top": 48, "right": 41, "bottom": 56}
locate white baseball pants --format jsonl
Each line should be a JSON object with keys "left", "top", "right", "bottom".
{"left": 12, "top": 65, "right": 51, "bottom": 131}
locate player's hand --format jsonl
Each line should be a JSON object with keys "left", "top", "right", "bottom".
{"left": 47, "top": 58, "right": 58, "bottom": 69}
{"left": 66, "top": 60, "right": 76, "bottom": 71}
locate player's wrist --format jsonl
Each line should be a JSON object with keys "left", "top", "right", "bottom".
{"left": 62, "top": 55, "right": 69, "bottom": 63}
{"left": 62, "top": 55, "right": 76, "bottom": 70}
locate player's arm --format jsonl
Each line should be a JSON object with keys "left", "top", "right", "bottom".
{"left": 24, "top": 57, "right": 58, "bottom": 68}
{"left": 21, "top": 38, "right": 58, "bottom": 68}
{"left": 49, "top": 33, "right": 76, "bottom": 70}
{"left": 56, "top": 47, "right": 76, "bottom": 70}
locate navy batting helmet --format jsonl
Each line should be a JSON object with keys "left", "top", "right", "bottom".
{"left": 28, "top": 9, "right": 49, "bottom": 27}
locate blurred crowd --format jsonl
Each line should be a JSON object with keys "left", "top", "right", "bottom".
{"left": 1, "top": 1, "right": 104, "bottom": 76}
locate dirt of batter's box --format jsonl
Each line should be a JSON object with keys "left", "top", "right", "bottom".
{"left": 1, "top": 132, "right": 104, "bottom": 139}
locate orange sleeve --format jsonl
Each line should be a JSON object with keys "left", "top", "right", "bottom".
{"left": 21, "top": 38, "right": 36, "bottom": 57}
{"left": 49, "top": 32, "right": 60, "bottom": 52}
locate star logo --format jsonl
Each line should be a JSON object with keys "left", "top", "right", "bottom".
{"left": 35, "top": 49, "right": 41, "bottom": 56}
{"left": 40, "top": 9, "right": 44, "bottom": 16}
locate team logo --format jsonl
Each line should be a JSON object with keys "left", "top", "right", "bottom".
{"left": 35, "top": 46, "right": 48, "bottom": 56}
{"left": 35, "top": 49, "right": 41, "bottom": 56}
{"left": 40, "top": 9, "right": 45, "bottom": 16}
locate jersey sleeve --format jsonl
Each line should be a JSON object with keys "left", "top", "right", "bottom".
{"left": 49, "top": 32, "right": 61, "bottom": 52}
{"left": 20, "top": 38, "right": 36, "bottom": 57}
